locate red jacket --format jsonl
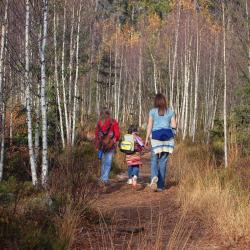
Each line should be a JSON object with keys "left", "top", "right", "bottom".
{"left": 95, "top": 118, "right": 120, "bottom": 149}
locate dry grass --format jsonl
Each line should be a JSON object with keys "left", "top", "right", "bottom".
{"left": 171, "top": 142, "right": 250, "bottom": 244}
{"left": 85, "top": 206, "right": 192, "bottom": 250}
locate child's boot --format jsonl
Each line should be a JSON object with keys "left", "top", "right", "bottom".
{"left": 127, "top": 178, "right": 132, "bottom": 185}
{"left": 132, "top": 175, "right": 137, "bottom": 187}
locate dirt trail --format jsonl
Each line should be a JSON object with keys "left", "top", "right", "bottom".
{"left": 83, "top": 153, "right": 238, "bottom": 250}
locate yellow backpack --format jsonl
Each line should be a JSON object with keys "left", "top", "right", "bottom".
{"left": 119, "top": 134, "right": 135, "bottom": 154}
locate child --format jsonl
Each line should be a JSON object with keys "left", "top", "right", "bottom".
{"left": 125, "top": 125, "right": 144, "bottom": 186}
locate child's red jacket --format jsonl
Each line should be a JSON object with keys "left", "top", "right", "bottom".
{"left": 95, "top": 118, "right": 120, "bottom": 150}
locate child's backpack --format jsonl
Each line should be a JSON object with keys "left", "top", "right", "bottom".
{"left": 119, "top": 134, "right": 135, "bottom": 154}
{"left": 98, "top": 120, "right": 115, "bottom": 152}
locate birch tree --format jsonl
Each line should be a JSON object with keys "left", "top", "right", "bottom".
{"left": 72, "top": 2, "right": 82, "bottom": 146}
{"left": 25, "top": 0, "right": 37, "bottom": 185}
{"left": 0, "top": 0, "right": 8, "bottom": 181}
{"left": 222, "top": 1, "right": 228, "bottom": 167}
{"left": 191, "top": 9, "right": 200, "bottom": 141}
{"left": 39, "top": 0, "right": 49, "bottom": 186}
{"left": 53, "top": 1, "right": 65, "bottom": 148}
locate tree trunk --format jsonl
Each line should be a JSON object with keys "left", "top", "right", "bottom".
{"left": 246, "top": 0, "right": 250, "bottom": 78}
{"left": 170, "top": 3, "right": 180, "bottom": 107}
{"left": 72, "top": 3, "right": 82, "bottom": 146}
{"left": 53, "top": 3, "right": 65, "bottom": 148}
{"left": 222, "top": 1, "right": 228, "bottom": 168}
{"left": 192, "top": 16, "right": 200, "bottom": 141}
{"left": 61, "top": 0, "right": 70, "bottom": 145}
{"left": 138, "top": 46, "right": 142, "bottom": 127}
{"left": 68, "top": 6, "right": 75, "bottom": 140}
{"left": 39, "top": 0, "right": 49, "bottom": 186}
{"left": 150, "top": 52, "right": 158, "bottom": 94}
{"left": 0, "top": 104, "right": 5, "bottom": 181}
{"left": 25, "top": 0, "right": 37, "bottom": 185}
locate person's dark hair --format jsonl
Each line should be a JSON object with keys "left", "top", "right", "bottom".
{"left": 128, "top": 124, "right": 138, "bottom": 134}
{"left": 154, "top": 93, "right": 167, "bottom": 116}
{"left": 100, "top": 107, "right": 111, "bottom": 121}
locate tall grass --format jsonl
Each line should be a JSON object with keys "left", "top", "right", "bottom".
{"left": 172, "top": 142, "right": 250, "bottom": 244}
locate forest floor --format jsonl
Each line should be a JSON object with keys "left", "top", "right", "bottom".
{"left": 80, "top": 152, "right": 249, "bottom": 250}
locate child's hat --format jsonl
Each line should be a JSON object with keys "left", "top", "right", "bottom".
{"left": 128, "top": 124, "right": 138, "bottom": 134}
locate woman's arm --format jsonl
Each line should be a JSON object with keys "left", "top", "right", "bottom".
{"left": 145, "top": 116, "right": 153, "bottom": 146}
{"left": 171, "top": 116, "right": 177, "bottom": 136}
{"left": 171, "top": 116, "right": 177, "bottom": 129}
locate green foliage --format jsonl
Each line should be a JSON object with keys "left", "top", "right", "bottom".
{"left": 0, "top": 142, "right": 102, "bottom": 249}
{"left": 137, "top": 0, "right": 172, "bottom": 15}
{"left": 0, "top": 177, "right": 64, "bottom": 249}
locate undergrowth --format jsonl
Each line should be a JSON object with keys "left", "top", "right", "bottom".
{"left": 0, "top": 141, "right": 124, "bottom": 249}
{"left": 172, "top": 142, "right": 250, "bottom": 245}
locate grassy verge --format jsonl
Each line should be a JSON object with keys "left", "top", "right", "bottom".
{"left": 0, "top": 141, "right": 125, "bottom": 249}
{"left": 171, "top": 142, "right": 250, "bottom": 244}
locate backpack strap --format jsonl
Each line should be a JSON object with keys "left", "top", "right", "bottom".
{"left": 98, "top": 119, "right": 114, "bottom": 136}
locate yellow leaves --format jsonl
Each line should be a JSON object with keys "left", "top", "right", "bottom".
{"left": 147, "top": 14, "right": 162, "bottom": 32}
{"left": 121, "top": 25, "right": 140, "bottom": 45}
{"left": 102, "top": 23, "right": 142, "bottom": 53}
{"left": 179, "top": 0, "right": 195, "bottom": 11}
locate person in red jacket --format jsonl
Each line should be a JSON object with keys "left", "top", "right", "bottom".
{"left": 95, "top": 107, "right": 120, "bottom": 185}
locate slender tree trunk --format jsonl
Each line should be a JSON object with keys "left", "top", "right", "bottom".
{"left": 53, "top": 3, "right": 65, "bottom": 148}
{"left": 150, "top": 52, "right": 157, "bottom": 94}
{"left": 39, "top": 0, "right": 49, "bottom": 186}
{"left": 61, "top": 0, "right": 70, "bottom": 145}
{"left": 114, "top": 29, "right": 118, "bottom": 119}
{"left": 138, "top": 46, "right": 142, "bottom": 127}
{"left": 0, "top": 1, "right": 8, "bottom": 181}
{"left": 246, "top": 0, "right": 250, "bottom": 78}
{"left": 117, "top": 47, "right": 123, "bottom": 122}
{"left": 0, "top": 104, "right": 5, "bottom": 181}
{"left": 192, "top": 17, "right": 200, "bottom": 141}
{"left": 68, "top": 6, "right": 75, "bottom": 140}
{"left": 222, "top": 1, "right": 228, "bottom": 168}
{"left": 34, "top": 87, "right": 40, "bottom": 164}
{"left": 72, "top": 3, "right": 82, "bottom": 146}
{"left": 170, "top": 3, "right": 180, "bottom": 107}
{"left": 25, "top": 0, "right": 37, "bottom": 185}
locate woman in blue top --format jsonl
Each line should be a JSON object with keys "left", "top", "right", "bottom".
{"left": 145, "top": 93, "right": 177, "bottom": 192}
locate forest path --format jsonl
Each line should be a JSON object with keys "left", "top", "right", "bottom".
{"left": 86, "top": 153, "right": 229, "bottom": 250}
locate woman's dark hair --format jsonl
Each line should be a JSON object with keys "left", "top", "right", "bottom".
{"left": 154, "top": 93, "right": 167, "bottom": 115}
{"left": 100, "top": 107, "right": 111, "bottom": 120}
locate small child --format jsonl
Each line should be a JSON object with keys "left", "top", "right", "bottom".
{"left": 125, "top": 125, "right": 144, "bottom": 187}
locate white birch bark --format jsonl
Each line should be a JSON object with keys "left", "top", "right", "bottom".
{"left": 34, "top": 88, "right": 40, "bottom": 163}
{"left": 0, "top": 0, "right": 8, "bottom": 181}
{"left": 114, "top": 29, "right": 118, "bottom": 120}
{"left": 150, "top": 52, "right": 158, "bottom": 94}
{"left": 0, "top": 104, "right": 5, "bottom": 181}
{"left": 192, "top": 18, "right": 200, "bottom": 141}
{"left": 72, "top": 3, "right": 82, "bottom": 146}
{"left": 246, "top": 0, "right": 250, "bottom": 78}
{"left": 39, "top": 0, "right": 49, "bottom": 185}
{"left": 0, "top": 0, "right": 8, "bottom": 124}
{"left": 170, "top": 3, "right": 180, "bottom": 107}
{"left": 25, "top": 0, "right": 37, "bottom": 185}
{"left": 181, "top": 23, "right": 191, "bottom": 139}
{"left": 117, "top": 47, "right": 123, "bottom": 122}
{"left": 61, "top": 0, "right": 70, "bottom": 145}
{"left": 88, "top": 29, "right": 94, "bottom": 115}
{"left": 53, "top": 3, "right": 65, "bottom": 148}
{"left": 222, "top": 1, "right": 228, "bottom": 168}
{"left": 68, "top": 6, "right": 75, "bottom": 140}
{"left": 138, "top": 46, "right": 142, "bottom": 127}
